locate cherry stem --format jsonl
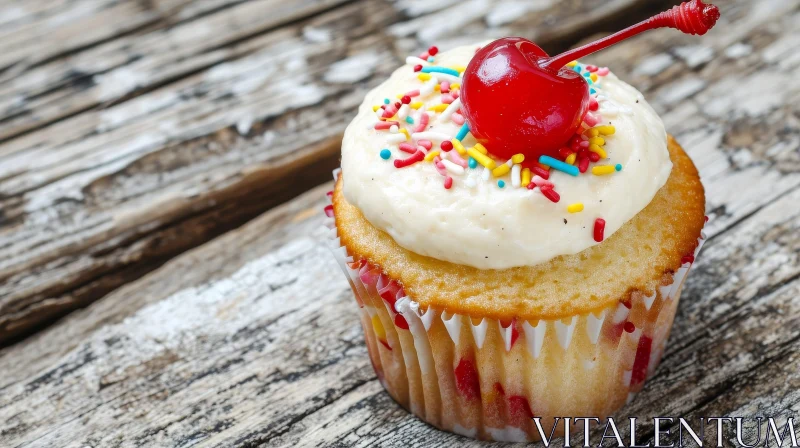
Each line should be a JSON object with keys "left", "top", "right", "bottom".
{"left": 542, "top": 0, "right": 720, "bottom": 70}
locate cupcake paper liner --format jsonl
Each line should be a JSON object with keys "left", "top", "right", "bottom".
{"left": 324, "top": 169, "right": 706, "bottom": 442}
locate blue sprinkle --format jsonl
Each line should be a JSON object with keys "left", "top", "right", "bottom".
{"left": 455, "top": 123, "right": 470, "bottom": 141}
{"left": 615, "top": 164, "right": 623, "bottom": 171}
{"left": 497, "top": 180, "right": 506, "bottom": 188}
{"left": 586, "top": 79, "right": 594, "bottom": 85}
{"left": 380, "top": 149, "right": 391, "bottom": 160}
{"left": 583, "top": 72, "right": 591, "bottom": 77}
{"left": 590, "top": 88, "right": 597, "bottom": 95}
{"left": 383, "top": 98, "right": 390, "bottom": 105}
{"left": 539, "top": 155, "right": 579, "bottom": 177}
{"left": 573, "top": 66, "right": 582, "bottom": 73}
{"left": 427, "top": 56, "right": 435, "bottom": 62}
{"left": 406, "top": 116, "right": 414, "bottom": 124}
{"left": 468, "top": 157, "right": 478, "bottom": 169}
{"left": 421, "top": 66, "right": 460, "bottom": 77}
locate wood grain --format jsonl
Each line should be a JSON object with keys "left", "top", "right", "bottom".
{"left": 0, "top": 0, "right": 675, "bottom": 345}
{"left": 1, "top": 0, "right": 799, "bottom": 445}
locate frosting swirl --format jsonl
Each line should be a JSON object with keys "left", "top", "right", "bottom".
{"left": 341, "top": 44, "right": 672, "bottom": 269}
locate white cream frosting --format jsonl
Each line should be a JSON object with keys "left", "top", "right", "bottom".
{"left": 341, "top": 44, "right": 672, "bottom": 269}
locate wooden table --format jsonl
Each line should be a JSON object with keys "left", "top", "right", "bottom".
{"left": 1, "top": 0, "right": 798, "bottom": 446}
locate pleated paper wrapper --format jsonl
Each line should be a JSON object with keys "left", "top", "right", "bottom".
{"left": 323, "top": 170, "right": 706, "bottom": 442}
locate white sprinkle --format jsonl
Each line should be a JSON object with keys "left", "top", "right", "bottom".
{"left": 375, "top": 108, "right": 384, "bottom": 118}
{"left": 465, "top": 178, "right": 476, "bottom": 188}
{"left": 412, "top": 131, "right": 452, "bottom": 142}
{"left": 406, "top": 56, "right": 430, "bottom": 66}
{"left": 398, "top": 104, "right": 410, "bottom": 120}
{"left": 481, "top": 166, "right": 490, "bottom": 181}
{"left": 420, "top": 79, "right": 438, "bottom": 96}
{"left": 365, "top": 119, "right": 378, "bottom": 130}
{"left": 430, "top": 72, "right": 461, "bottom": 83}
{"left": 385, "top": 134, "right": 407, "bottom": 144}
{"left": 390, "top": 125, "right": 399, "bottom": 133}
{"left": 438, "top": 97, "right": 461, "bottom": 123}
{"left": 511, "top": 164, "right": 521, "bottom": 187}
{"left": 441, "top": 159, "right": 465, "bottom": 175}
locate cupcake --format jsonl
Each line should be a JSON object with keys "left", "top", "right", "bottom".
{"left": 325, "top": 1, "right": 718, "bottom": 441}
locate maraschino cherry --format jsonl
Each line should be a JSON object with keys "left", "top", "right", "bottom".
{"left": 460, "top": 0, "right": 720, "bottom": 161}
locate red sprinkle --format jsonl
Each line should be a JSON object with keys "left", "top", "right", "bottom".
{"left": 441, "top": 140, "right": 454, "bottom": 152}
{"left": 401, "top": 95, "right": 411, "bottom": 104}
{"left": 413, "top": 112, "right": 429, "bottom": 133}
{"left": 586, "top": 65, "right": 599, "bottom": 72}
{"left": 444, "top": 176, "right": 453, "bottom": 189}
{"left": 558, "top": 147, "right": 574, "bottom": 160}
{"left": 323, "top": 205, "right": 334, "bottom": 217}
{"left": 704, "top": 215, "right": 710, "bottom": 222}
{"left": 624, "top": 321, "right": 636, "bottom": 333}
{"left": 374, "top": 121, "right": 399, "bottom": 130}
{"left": 594, "top": 218, "right": 606, "bottom": 242}
{"left": 578, "top": 155, "right": 590, "bottom": 173}
{"left": 394, "top": 150, "right": 425, "bottom": 168}
{"left": 413, "top": 64, "right": 423, "bottom": 72}
{"left": 531, "top": 166, "right": 550, "bottom": 180}
{"left": 540, "top": 187, "right": 560, "bottom": 203}
{"left": 418, "top": 139, "right": 433, "bottom": 150}
{"left": 398, "top": 142, "right": 417, "bottom": 154}
{"left": 589, "top": 97, "right": 599, "bottom": 111}
{"left": 428, "top": 46, "right": 439, "bottom": 56}
{"left": 589, "top": 151, "right": 601, "bottom": 162}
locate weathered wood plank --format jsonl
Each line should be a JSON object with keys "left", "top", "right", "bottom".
{"left": 0, "top": 0, "right": 675, "bottom": 345}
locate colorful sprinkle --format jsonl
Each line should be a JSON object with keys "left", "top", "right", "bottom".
{"left": 521, "top": 167, "right": 531, "bottom": 187}
{"left": 492, "top": 164, "right": 511, "bottom": 177}
{"left": 615, "top": 164, "right": 623, "bottom": 171}
{"left": 567, "top": 203, "right": 584, "bottom": 213}
{"left": 467, "top": 146, "right": 496, "bottom": 169}
{"left": 394, "top": 149, "right": 425, "bottom": 168}
{"left": 594, "top": 218, "right": 606, "bottom": 242}
{"left": 539, "top": 155, "right": 579, "bottom": 177}
{"left": 451, "top": 139, "right": 467, "bottom": 155}
{"left": 424, "top": 150, "right": 441, "bottom": 162}
{"left": 468, "top": 157, "right": 478, "bottom": 169}
{"left": 497, "top": 180, "right": 506, "bottom": 188}
{"left": 592, "top": 165, "right": 616, "bottom": 176}
{"left": 455, "top": 123, "right": 470, "bottom": 141}
{"left": 380, "top": 149, "right": 391, "bottom": 160}
{"left": 421, "top": 66, "right": 461, "bottom": 77}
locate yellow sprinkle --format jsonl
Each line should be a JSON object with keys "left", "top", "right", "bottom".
{"left": 592, "top": 165, "right": 616, "bottom": 176}
{"left": 589, "top": 136, "right": 605, "bottom": 146}
{"left": 467, "top": 147, "right": 496, "bottom": 169}
{"left": 566, "top": 61, "right": 578, "bottom": 67}
{"left": 428, "top": 104, "right": 449, "bottom": 112}
{"left": 434, "top": 84, "right": 441, "bottom": 92}
{"left": 567, "top": 203, "right": 584, "bottom": 213}
{"left": 511, "top": 154, "right": 525, "bottom": 164}
{"left": 372, "top": 315, "right": 386, "bottom": 340}
{"left": 396, "top": 94, "right": 403, "bottom": 99}
{"left": 400, "top": 128, "right": 410, "bottom": 140}
{"left": 450, "top": 83, "right": 460, "bottom": 90}
{"left": 521, "top": 168, "right": 531, "bottom": 187}
{"left": 372, "top": 105, "right": 381, "bottom": 112}
{"left": 451, "top": 139, "right": 467, "bottom": 155}
{"left": 589, "top": 144, "right": 607, "bottom": 159}
{"left": 410, "top": 101, "right": 423, "bottom": 110}
{"left": 418, "top": 73, "right": 432, "bottom": 81}
{"left": 590, "top": 73, "right": 598, "bottom": 82}
{"left": 450, "top": 65, "right": 467, "bottom": 73}
{"left": 597, "top": 125, "right": 616, "bottom": 135}
{"left": 565, "top": 153, "right": 577, "bottom": 165}
{"left": 424, "top": 150, "right": 440, "bottom": 162}
{"left": 585, "top": 128, "right": 600, "bottom": 137}
{"left": 492, "top": 164, "right": 511, "bottom": 177}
